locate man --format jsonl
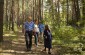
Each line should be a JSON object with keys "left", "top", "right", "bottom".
{"left": 23, "top": 16, "right": 34, "bottom": 51}
{"left": 39, "top": 21, "right": 44, "bottom": 43}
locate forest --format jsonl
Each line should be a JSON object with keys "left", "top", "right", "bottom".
{"left": 0, "top": 0, "right": 85, "bottom": 55}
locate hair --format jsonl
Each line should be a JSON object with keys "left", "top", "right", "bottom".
{"left": 34, "top": 19, "right": 38, "bottom": 22}
{"left": 28, "top": 16, "right": 32, "bottom": 21}
{"left": 28, "top": 16, "right": 32, "bottom": 18}
{"left": 45, "top": 25, "right": 50, "bottom": 30}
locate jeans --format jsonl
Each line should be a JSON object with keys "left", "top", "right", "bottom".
{"left": 25, "top": 31, "right": 33, "bottom": 49}
{"left": 34, "top": 32, "right": 39, "bottom": 45}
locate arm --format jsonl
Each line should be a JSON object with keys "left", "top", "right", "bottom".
{"left": 48, "top": 30, "right": 52, "bottom": 40}
{"left": 33, "top": 24, "right": 36, "bottom": 35}
{"left": 32, "top": 22, "right": 36, "bottom": 35}
{"left": 43, "top": 30, "right": 47, "bottom": 39}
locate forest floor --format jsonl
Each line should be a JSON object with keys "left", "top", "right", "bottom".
{"left": 0, "top": 28, "right": 85, "bottom": 55}
{"left": 0, "top": 28, "right": 57, "bottom": 55}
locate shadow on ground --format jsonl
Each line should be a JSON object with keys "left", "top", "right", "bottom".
{"left": 1, "top": 30, "right": 57, "bottom": 55}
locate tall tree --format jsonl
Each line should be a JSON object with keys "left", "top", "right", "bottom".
{"left": 39, "top": 0, "right": 41, "bottom": 21}
{"left": 70, "top": 0, "right": 78, "bottom": 26}
{"left": 82, "top": 0, "right": 85, "bottom": 19}
{"left": 0, "top": 0, "right": 4, "bottom": 42}
{"left": 75, "top": 0, "right": 80, "bottom": 22}
{"left": 57, "top": 0, "right": 60, "bottom": 27}
{"left": 34, "top": 0, "right": 37, "bottom": 20}
{"left": 82, "top": 0, "right": 85, "bottom": 26}
{"left": 17, "top": 0, "right": 20, "bottom": 27}
{"left": 67, "top": 0, "right": 69, "bottom": 25}
{"left": 11, "top": 0, "right": 14, "bottom": 31}
{"left": 5, "top": 0, "right": 9, "bottom": 30}
{"left": 41, "top": 0, "right": 43, "bottom": 20}
{"left": 22, "top": 0, "right": 25, "bottom": 22}
{"left": 33, "top": 0, "right": 35, "bottom": 21}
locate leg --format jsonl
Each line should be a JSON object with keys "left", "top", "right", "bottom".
{"left": 44, "top": 47, "right": 46, "bottom": 51}
{"left": 41, "top": 32, "right": 44, "bottom": 43}
{"left": 35, "top": 32, "right": 38, "bottom": 46}
{"left": 48, "top": 48, "right": 51, "bottom": 54}
{"left": 42, "top": 47, "right": 46, "bottom": 51}
{"left": 36, "top": 32, "right": 38, "bottom": 46}
{"left": 28, "top": 31, "right": 32, "bottom": 50}
{"left": 38, "top": 32, "right": 41, "bottom": 43}
{"left": 25, "top": 32, "right": 29, "bottom": 49}
{"left": 34, "top": 33, "right": 37, "bottom": 45}
{"left": 48, "top": 48, "right": 50, "bottom": 52}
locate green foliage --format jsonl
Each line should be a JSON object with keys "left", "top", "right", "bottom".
{"left": 53, "top": 26, "right": 79, "bottom": 44}
{"left": 44, "top": 0, "right": 85, "bottom": 46}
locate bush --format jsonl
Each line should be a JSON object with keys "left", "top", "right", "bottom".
{"left": 53, "top": 26, "right": 79, "bottom": 44}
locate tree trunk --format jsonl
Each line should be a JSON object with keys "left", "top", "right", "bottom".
{"left": 11, "top": 0, "right": 14, "bottom": 31}
{"left": 0, "top": 0, "right": 4, "bottom": 42}
{"left": 52, "top": 0, "right": 54, "bottom": 19}
{"left": 72, "top": 0, "right": 80, "bottom": 27}
{"left": 82, "top": 0, "right": 85, "bottom": 20}
{"left": 17, "top": 0, "right": 20, "bottom": 27}
{"left": 76, "top": 0, "right": 80, "bottom": 22}
{"left": 67, "top": 0, "right": 69, "bottom": 25}
{"left": 5, "top": 0, "right": 8, "bottom": 30}
{"left": 41, "top": 0, "right": 43, "bottom": 20}
{"left": 57, "top": 0, "right": 60, "bottom": 27}
{"left": 35, "top": 0, "right": 37, "bottom": 19}
{"left": 82, "top": 0, "right": 85, "bottom": 26}
{"left": 33, "top": 0, "right": 35, "bottom": 21}
{"left": 39, "top": 0, "right": 41, "bottom": 22}
{"left": 22, "top": 0, "right": 25, "bottom": 22}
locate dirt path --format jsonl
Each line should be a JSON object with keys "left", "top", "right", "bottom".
{"left": 0, "top": 29, "right": 57, "bottom": 55}
{"left": 0, "top": 29, "right": 85, "bottom": 55}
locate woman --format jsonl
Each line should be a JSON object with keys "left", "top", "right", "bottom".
{"left": 34, "top": 19, "right": 40, "bottom": 47}
{"left": 43, "top": 25, "right": 52, "bottom": 54}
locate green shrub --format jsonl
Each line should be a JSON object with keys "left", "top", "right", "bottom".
{"left": 53, "top": 26, "right": 79, "bottom": 44}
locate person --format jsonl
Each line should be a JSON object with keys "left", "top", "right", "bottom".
{"left": 38, "top": 21, "right": 44, "bottom": 43}
{"left": 42, "top": 25, "right": 52, "bottom": 54}
{"left": 23, "top": 16, "right": 34, "bottom": 51}
{"left": 34, "top": 19, "right": 40, "bottom": 47}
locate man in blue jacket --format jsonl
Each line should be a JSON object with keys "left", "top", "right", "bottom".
{"left": 23, "top": 16, "right": 34, "bottom": 51}
{"left": 39, "top": 21, "right": 44, "bottom": 43}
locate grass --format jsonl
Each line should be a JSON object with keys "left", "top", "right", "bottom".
{"left": 3, "top": 30, "right": 18, "bottom": 41}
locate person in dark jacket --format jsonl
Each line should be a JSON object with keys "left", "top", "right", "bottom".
{"left": 43, "top": 25, "right": 52, "bottom": 54}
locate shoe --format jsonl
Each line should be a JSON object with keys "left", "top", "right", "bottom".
{"left": 48, "top": 52, "right": 51, "bottom": 54}
{"left": 27, "top": 48, "right": 32, "bottom": 51}
{"left": 26, "top": 49, "right": 28, "bottom": 52}
{"left": 36, "top": 45, "right": 38, "bottom": 47}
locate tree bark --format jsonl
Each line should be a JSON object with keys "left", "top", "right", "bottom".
{"left": 72, "top": 0, "right": 80, "bottom": 26}
{"left": 39, "top": 0, "right": 41, "bottom": 22}
{"left": 82, "top": 0, "right": 85, "bottom": 20}
{"left": 17, "top": 0, "right": 20, "bottom": 27}
{"left": 57, "top": 0, "right": 60, "bottom": 27}
{"left": 0, "top": 0, "right": 4, "bottom": 42}
{"left": 41, "top": 0, "right": 43, "bottom": 20}
{"left": 11, "top": 0, "right": 14, "bottom": 31}
{"left": 67, "top": 0, "right": 69, "bottom": 25}
{"left": 5, "top": 0, "right": 8, "bottom": 30}
{"left": 33, "top": 0, "right": 35, "bottom": 21}
{"left": 22, "top": 0, "right": 25, "bottom": 22}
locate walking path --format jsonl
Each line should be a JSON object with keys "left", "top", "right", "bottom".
{"left": 0, "top": 29, "right": 57, "bottom": 55}
{"left": 0, "top": 29, "right": 85, "bottom": 55}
